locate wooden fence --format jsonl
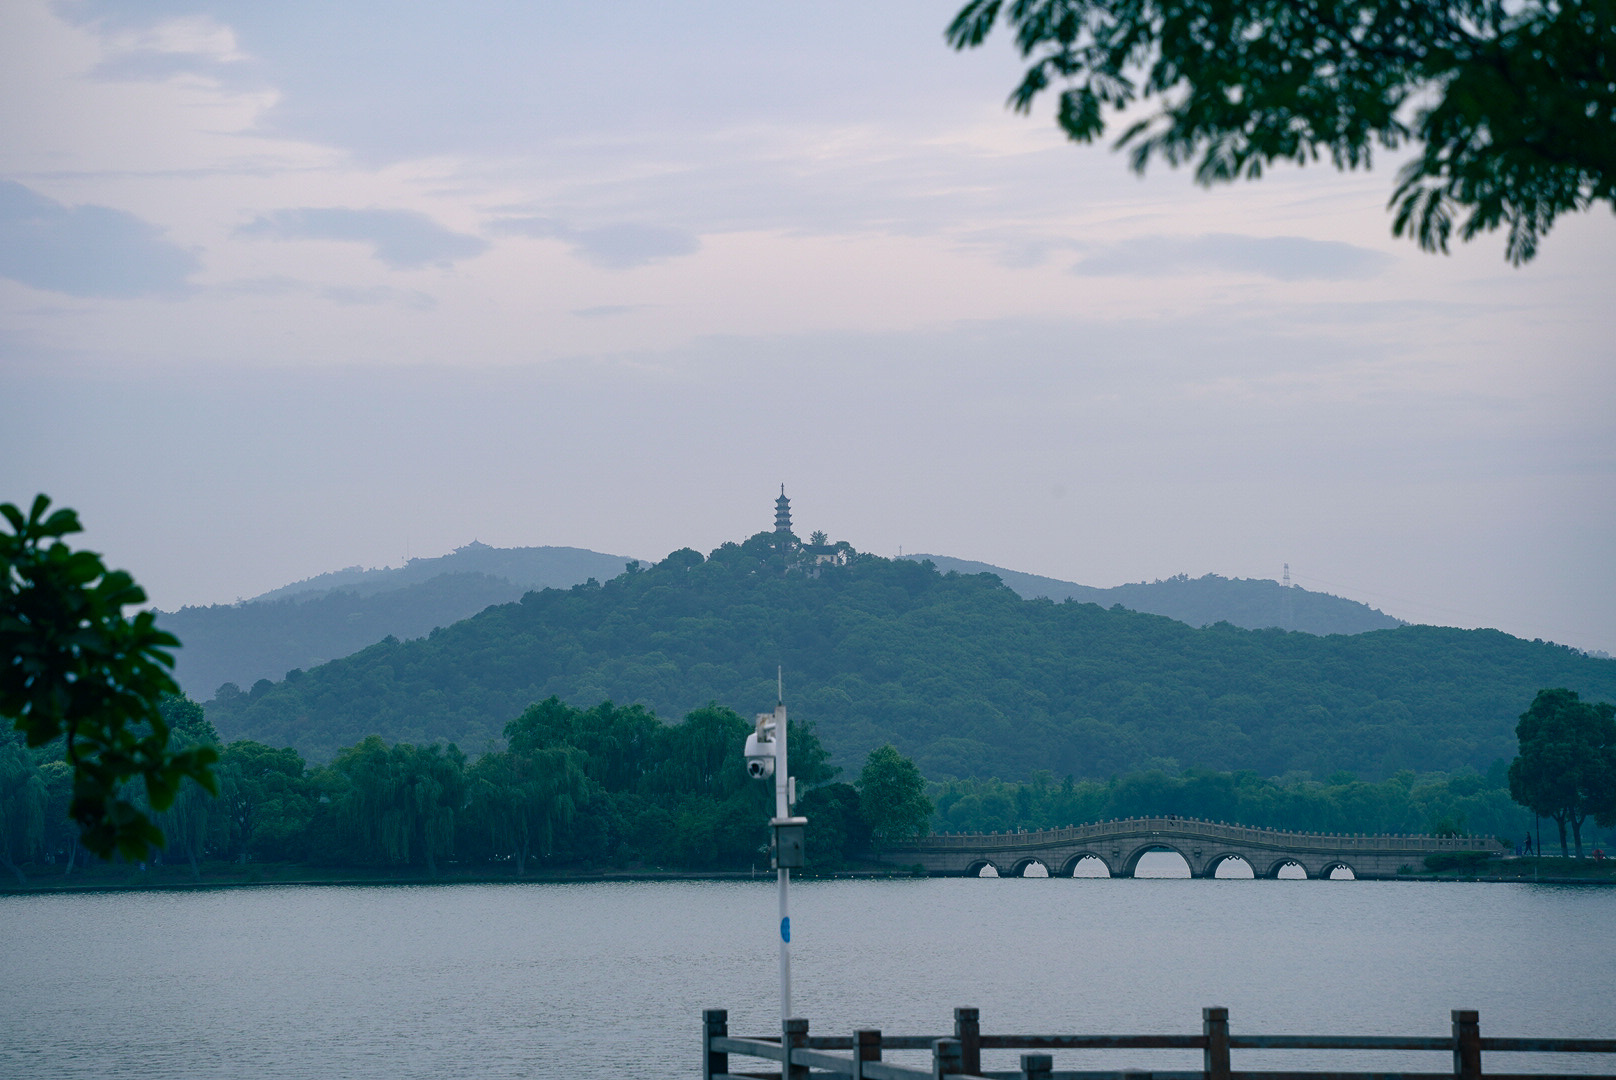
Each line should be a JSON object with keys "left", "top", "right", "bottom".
{"left": 703, "top": 1006, "right": 1616, "bottom": 1080}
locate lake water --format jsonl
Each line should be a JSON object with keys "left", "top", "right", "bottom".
{"left": 4, "top": 861, "right": 1614, "bottom": 1078}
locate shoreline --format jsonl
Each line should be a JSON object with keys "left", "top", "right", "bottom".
{"left": 5, "top": 862, "right": 1613, "bottom": 895}
{"left": 0, "top": 863, "right": 926, "bottom": 895}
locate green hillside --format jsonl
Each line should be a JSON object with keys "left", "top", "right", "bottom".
{"left": 908, "top": 555, "right": 1402, "bottom": 635}
{"left": 157, "top": 542, "right": 636, "bottom": 697}
{"left": 203, "top": 534, "right": 1616, "bottom": 779}
{"left": 158, "top": 572, "right": 524, "bottom": 699}
{"left": 160, "top": 541, "right": 1396, "bottom": 700}
{"left": 248, "top": 540, "right": 635, "bottom": 603}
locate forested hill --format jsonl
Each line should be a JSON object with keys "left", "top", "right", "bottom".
{"left": 157, "top": 542, "right": 637, "bottom": 697}
{"left": 161, "top": 542, "right": 1391, "bottom": 698}
{"left": 908, "top": 555, "right": 1402, "bottom": 635}
{"left": 158, "top": 573, "right": 524, "bottom": 700}
{"left": 248, "top": 541, "right": 636, "bottom": 603}
{"left": 204, "top": 535, "right": 1616, "bottom": 781}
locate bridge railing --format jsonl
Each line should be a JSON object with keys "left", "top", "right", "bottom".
{"left": 703, "top": 1006, "right": 1616, "bottom": 1080}
{"left": 911, "top": 818, "right": 1500, "bottom": 848}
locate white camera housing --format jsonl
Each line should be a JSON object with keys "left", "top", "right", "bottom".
{"left": 744, "top": 731, "right": 775, "bottom": 779}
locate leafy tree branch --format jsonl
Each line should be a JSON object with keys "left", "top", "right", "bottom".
{"left": 1, "top": 495, "right": 217, "bottom": 859}
{"left": 948, "top": 0, "right": 1615, "bottom": 263}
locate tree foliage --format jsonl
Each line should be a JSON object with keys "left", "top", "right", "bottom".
{"left": 932, "top": 759, "right": 1537, "bottom": 842}
{"left": 858, "top": 744, "right": 934, "bottom": 847}
{"left": 0, "top": 496, "right": 217, "bottom": 859}
{"left": 0, "top": 731, "right": 48, "bottom": 885}
{"left": 217, "top": 740, "right": 314, "bottom": 862}
{"left": 7, "top": 694, "right": 1603, "bottom": 879}
{"left": 467, "top": 745, "right": 587, "bottom": 876}
{"left": 324, "top": 737, "right": 468, "bottom": 874}
{"left": 947, "top": 0, "right": 1616, "bottom": 263}
{"left": 1508, "top": 687, "right": 1616, "bottom": 856}
{"left": 204, "top": 536, "right": 1616, "bottom": 784}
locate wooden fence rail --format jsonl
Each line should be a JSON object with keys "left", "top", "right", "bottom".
{"left": 702, "top": 1006, "right": 1616, "bottom": 1080}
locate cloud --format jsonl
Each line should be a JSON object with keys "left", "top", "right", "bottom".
{"left": 217, "top": 275, "right": 435, "bottom": 309}
{"left": 0, "top": 181, "right": 199, "bottom": 297}
{"left": 572, "top": 304, "right": 650, "bottom": 318}
{"left": 1071, "top": 233, "right": 1394, "bottom": 281}
{"left": 91, "top": 48, "right": 248, "bottom": 85}
{"left": 87, "top": 15, "right": 253, "bottom": 84}
{"left": 238, "top": 208, "right": 488, "bottom": 269}
{"left": 491, "top": 217, "right": 700, "bottom": 269}
{"left": 318, "top": 284, "right": 436, "bottom": 309}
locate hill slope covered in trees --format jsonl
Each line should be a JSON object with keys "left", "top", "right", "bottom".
{"left": 247, "top": 541, "right": 636, "bottom": 603}
{"left": 204, "top": 536, "right": 1616, "bottom": 780}
{"left": 157, "top": 542, "right": 636, "bottom": 696}
{"left": 162, "top": 542, "right": 1400, "bottom": 700}
{"left": 908, "top": 555, "right": 1402, "bottom": 635}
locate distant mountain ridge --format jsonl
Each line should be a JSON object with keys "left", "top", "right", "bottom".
{"left": 907, "top": 555, "right": 1403, "bottom": 636}
{"left": 158, "top": 543, "right": 637, "bottom": 697}
{"left": 249, "top": 541, "right": 637, "bottom": 603}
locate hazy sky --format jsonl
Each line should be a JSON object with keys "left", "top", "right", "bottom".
{"left": 3, "top": 0, "right": 1613, "bottom": 654}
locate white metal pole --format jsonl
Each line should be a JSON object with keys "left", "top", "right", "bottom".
{"left": 778, "top": 865, "right": 790, "bottom": 1021}
{"left": 774, "top": 688, "right": 791, "bottom": 1022}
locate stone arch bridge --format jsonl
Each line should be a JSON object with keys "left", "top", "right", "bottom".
{"left": 883, "top": 817, "right": 1503, "bottom": 880}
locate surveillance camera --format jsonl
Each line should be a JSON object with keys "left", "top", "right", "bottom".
{"left": 744, "top": 732, "right": 775, "bottom": 779}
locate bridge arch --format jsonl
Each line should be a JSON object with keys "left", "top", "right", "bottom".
{"left": 1057, "top": 851, "right": 1114, "bottom": 878}
{"left": 1203, "top": 852, "right": 1255, "bottom": 879}
{"left": 1264, "top": 857, "right": 1310, "bottom": 879}
{"left": 1121, "top": 843, "right": 1192, "bottom": 878}
{"left": 965, "top": 858, "right": 1006, "bottom": 878}
{"left": 1319, "top": 860, "right": 1358, "bottom": 880}
{"left": 1009, "top": 857, "right": 1050, "bottom": 878}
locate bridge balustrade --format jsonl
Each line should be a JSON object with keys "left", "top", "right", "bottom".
{"left": 887, "top": 818, "right": 1503, "bottom": 880}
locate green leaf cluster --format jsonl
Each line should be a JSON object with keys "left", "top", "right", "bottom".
{"left": 947, "top": 0, "right": 1616, "bottom": 263}
{"left": 1, "top": 496, "right": 217, "bottom": 859}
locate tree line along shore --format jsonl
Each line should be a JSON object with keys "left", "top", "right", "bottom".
{"left": 4, "top": 503, "right": 1614, "bottom": 888}
{"left": 5, "top": 689, "right": 1612, "bottom": 888}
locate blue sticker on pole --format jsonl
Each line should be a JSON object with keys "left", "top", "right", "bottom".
{"left": 780, "top": 917, "right": 791, "bottom": 943}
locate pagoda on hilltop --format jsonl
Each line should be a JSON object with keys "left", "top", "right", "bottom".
{"left": 775, "top": 485, "right": 793, "bottom": 536}
{"left": 773, "top": 487, "right": 850, "bottom": 566}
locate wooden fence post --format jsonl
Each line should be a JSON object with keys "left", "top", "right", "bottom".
{"left": 783, "top": 1017, "right": 810, "bottom": 1080}
{"left": 1452, "top": 1010, "right": 1481, "bottom": 1080}
{"left": 933, "top": 1037, "right": 963, "bottom": 1079}
{"left": 703, "top": 1009, "right": 727, "bottom": 1080}
{"left": 853, "top": 1029, "right": 882, "bottom": 1080}
{"left": 1203, "top": 1006, "right": 1230, "bottom": 1080}
{"left": 1019, "top": 1052, "right": 1053, "bottom": 1080}
{"left": 955, "top": 1007, "right": 981, "bottom": 1077}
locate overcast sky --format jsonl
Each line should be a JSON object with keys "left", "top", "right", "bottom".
{"left": 3, "top": 0, "right": 1613, "bottom": 655}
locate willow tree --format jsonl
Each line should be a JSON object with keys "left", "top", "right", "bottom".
{"left": 0, "top": 734, "right": 46, "bottom": 885}
{"left": 467, "top": 746, "right": 588, "bottom": 876}
{"left": 328, "top": 737, "right": 467, "bottom": 874}
{"left": 152, "top": 695, "right": 223, "bottom": 877}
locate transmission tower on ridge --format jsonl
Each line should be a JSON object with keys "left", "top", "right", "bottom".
{"left": 1282, "top": 562, "right": 1294, "bottom": 629}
